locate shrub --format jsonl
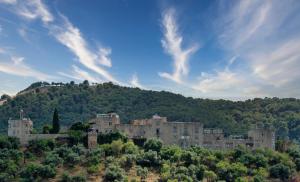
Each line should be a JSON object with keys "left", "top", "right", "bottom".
{"left": 28, "top": 139, "right": 55, "bottom": 155}
{"left": 0, "top": 136, "right": 20, "bottom": 149}
{"left": 123, "top": 140, "right": 139, "bottom": 154}
{"left": 86, "top": 148, "right": 103, "bottom": 166}
{"left": 87, "top": 165, "right": 99, "bottom": 174}
{"left": 120, "top": 154, "right": 136, "bottom": 170}
{"left": 295, "top": 158, "right": 300, "bottom": 171}
{"left": 104, "top": 164, "right": 125, "bottom": 182}
{"left": 61, "top": 173, "right": 86, "bottom": 182}
{"left": 111, "top": 140, "right": 123, "bottom": 156}
{"left": 269, "top": 163, "right": 291, "bottom": 180}
{"left": 143, "top": 138, "right": 162, "bottom": 152}
{"left": 20, "top": 163, "right": 56, "bottom": 181}
{"left": 97, "top": 131, "right": 127, "bottom": 145}
{"left": 43, "top": 152, "right": 63, "bottom": 166}
{"left": 65, "top": 152, "right": 81, "bottom": 167}
{"left": 136, "top": 166, "right": 148, "bottom": 181}
{"left": 136, "top": 150, "right": 161, "bottom": 167}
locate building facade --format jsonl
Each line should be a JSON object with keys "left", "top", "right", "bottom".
{"left": 89, "top": 113, "right": 275, "bottom": 150}
{"left": 8, "top": 111, "right": 68, "bottom": 145}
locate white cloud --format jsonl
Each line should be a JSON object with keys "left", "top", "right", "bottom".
{"left": 0, "top": 0, "right": 16, "bottom": 4}
{"left": 197, "top": 0, "right": 300, "bottom": 98}
{"left": 130, "top": 73, "right": 145, "bottom": 89}
{"left": 249, "top": 38, "right": 300, "bottom": 87}
{"left": 98, "top": 47, "right": 112, "bottom": 67}
{"left": 0, "top": 56, "right": 52, "bottom": 80}
{"left": 59, "top": 65, "right": 102, "bottom": 83}
{"left": 15, "top": 0, "right": 53, "bottom": 23}
{"left": 1, "top": 0, "right": 121, "bottom": 84}
{"left": 159, "top": 8, "right": 198, "bottom": 84}
{"left": 193, "top": 70, "right": 241, "bottom": 93}
{"left": 51, "top": 17, "right": 119, "bottom": 84}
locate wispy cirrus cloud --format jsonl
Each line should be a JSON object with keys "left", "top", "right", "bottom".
{"left": 159, "top": 8, "right": 198, "bottom": 84}
{"left": 59, "top": 65, "right": 102, "bottom": 83}
{"left": 16, "top": 0, "right": 53, "bottom": 23}
{"left": 130, "top": 73, "right": 145, "bottom": 89}
{"left": 51, "top": 16, "right": 119, "bottom": 84}
{"left": 0, "top": 56, "right": 52, "bottom": 80}
{"left": 192, "top": 0, "right": 300, "bottom": 99}
{"left": 0, "top": 0, "right": 121, "bottom": 84}
{"left": 0, "top": 0, "right": 16, "bottom": 4}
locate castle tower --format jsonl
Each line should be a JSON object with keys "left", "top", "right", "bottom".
{"left": 8, "top": 110, "right": 33, "bottom": 145}
{"left": 248, "top": 127, "right": 275, "bottom": 150}
{"left": 87, "top": 128, "right": 98, "bottom": 149}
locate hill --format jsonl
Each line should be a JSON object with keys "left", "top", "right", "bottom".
{"left": 0, "top": 81, "right": 300, "bottom": 142}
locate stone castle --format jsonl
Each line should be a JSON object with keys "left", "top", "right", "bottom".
{"left": 7, "top": 111, "right": 275, "bottom": 150}
{"left": 7, "top": 110, "right": 67, "bottom": 145}
{"left": 88, "top": 113, "right": 275, "bottom": 150}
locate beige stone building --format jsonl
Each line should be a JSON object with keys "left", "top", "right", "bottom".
{"left": 89, "top": 113, "right": 275, "bottom": 150}
{"left": 8, "top": 111, "right": 68, "bottom": 145}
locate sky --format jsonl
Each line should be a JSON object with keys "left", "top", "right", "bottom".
{"left": 0, "top": 0, "right": 300, "bottom": 100}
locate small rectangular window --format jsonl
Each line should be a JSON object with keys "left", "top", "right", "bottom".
{"left": 173, "top": 126, "right": 177, "bottom": 133}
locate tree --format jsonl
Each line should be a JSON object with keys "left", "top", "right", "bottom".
{"left": 104, "top": 164, "right": 125, "bottom": 182}
{"left": 51, "top": 108, "right": 60, "bottom": 134}
{"left": 111, "top": 140, "right": 123, "bottom": 156}
{"left": 269, "top": 163, "right": 291, "bottom": 180}
{"left": 143, "top": 138, "right": 162, "bottom": 152}
{"left": 42, "top": 124, "right": 52, "bottom": 134}
{"left": 136, "top": 166, "right": 148, "bottom": 182}
{"left": 204, "top": 170, "right": 217, "bottom": 182}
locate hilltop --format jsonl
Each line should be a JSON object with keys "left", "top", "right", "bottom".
{"left": 0, "top": 81, "right": 299, "bottom": 142}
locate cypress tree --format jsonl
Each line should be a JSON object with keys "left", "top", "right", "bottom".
{"left": 51, "top": 108, "right": 60, "bottom": 134}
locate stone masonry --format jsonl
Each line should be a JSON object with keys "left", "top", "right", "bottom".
{"left": 89, "top": 113, "right": 275, "bottom": 150}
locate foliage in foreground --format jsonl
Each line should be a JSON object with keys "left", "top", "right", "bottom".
{"left": 0, "top": 135, "right": 300, "bottom": 181}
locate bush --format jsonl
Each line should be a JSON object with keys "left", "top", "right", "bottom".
{"left": 216, "top": 161, "right": 247, "bottom": 181}
{"left": 87, "top": 165, "right": 99, "bottom": 174}
{"left": 120, "top": 154, "right": 136, "bottom": 170}
{"left": 20, "top": 163, "right": 56, "bottom": 181}
{"left": 0, "top": 136, "right": 20, "bottom": 149}
{"left": 111, "top": 140, "right": 124, "bottom": 156}
{"left": 295, "top": 158, "right": 300, "bottom": 171}
{"left": 136, "top": 150, "right": 161, "bottom": 167}
{"left": 136, "top": 166, "right": 148, "bottom": 181}
{"left": 61, "top": 173, "right": 86, "bottom": 182}
{"left": 98, "top": 131, "right": 127, "bottom": 145}
{"left": 123, "top": 140, "right": 139, "bottom": 154}
{"left": 65, "top": 152, "right": 81, "bottom": 167}
{"left": 104, "top": 164, "right": 125, "bottom": 182}
{"left": 43, "top": 152, "right": 63, "bottom": 166}
{"left": 28, "top": 139, "right": 55, "bottom": 155}
{"left": 143, "top": 138, "right": 162, "bottom": 152}
{"left": 86, "top": 148, "right": 103, "bottom": 166}
{"left": 269, "top": 163, "right": 291, "bottom": 180}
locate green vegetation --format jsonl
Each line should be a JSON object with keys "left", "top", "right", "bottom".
{"left": 0, "top": 81, "right": 299, "bottom": 143}
{"left": 51, "top": 108, "right": 60, "bottom": 134}
{"left": 0, "top": 134, "right": 300, "bottom": 181}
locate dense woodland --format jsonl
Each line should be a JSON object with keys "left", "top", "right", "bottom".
{"left": 0, "top": 131, "right": 300, "bottom": 182}
{"left": 0, "top": 81, "right": 300, "bottom": 143}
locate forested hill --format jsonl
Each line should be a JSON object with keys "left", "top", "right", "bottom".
{"left": 0, "top": 81, "right": 300, "bottom": 141}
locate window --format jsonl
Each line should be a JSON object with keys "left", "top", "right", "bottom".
{"left": 156, "top": 128, "right": 160, "bottom": 136}
{"left": 109, "top": 122, "right": 112, "bottom": 126}
{"left": 184, "top": 126, "right": 188, "bottom": 135}
{"left": 173, "top": 126, "right": 177, "bottom": 133}
{"left": 195, "top": 127, "right": 199, "bottom": 133}
{"left": 195, "top": 135, "right": 199, "bottom": 140}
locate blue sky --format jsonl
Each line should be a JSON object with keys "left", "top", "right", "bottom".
{"left": 0, "top": 0, "right": 300, "bottom": 100}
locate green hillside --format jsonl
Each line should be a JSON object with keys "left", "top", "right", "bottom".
{"left": 0, "top": 81, "right": 300, "bottom": 142}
